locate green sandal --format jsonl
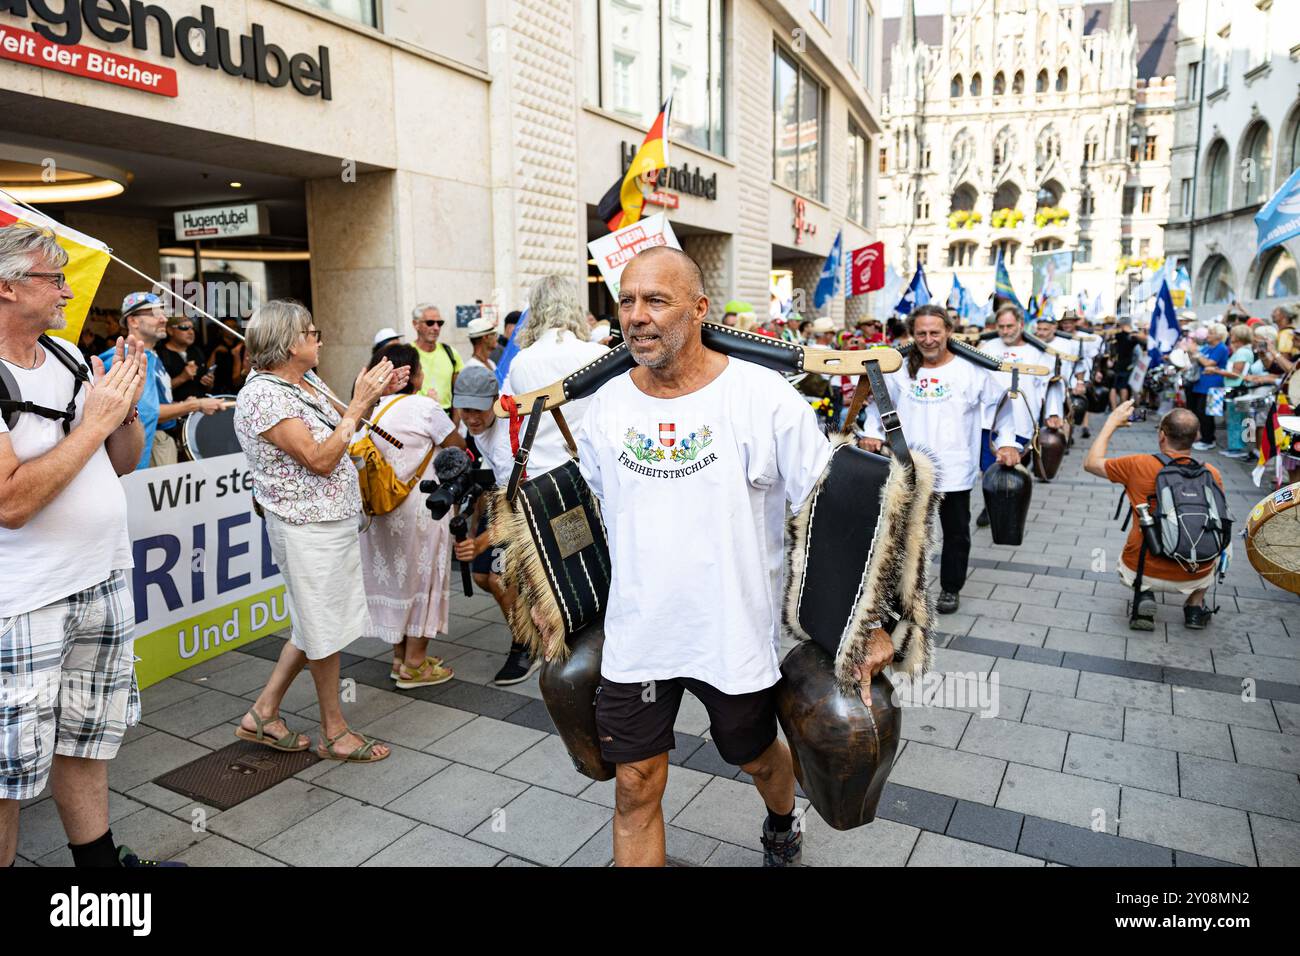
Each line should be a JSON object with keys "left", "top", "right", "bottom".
{"left": 234, "top": 710, "right": 309, "bottom": 751}
{"left": 317, "top": 727, "right": 390, "bottom": 763}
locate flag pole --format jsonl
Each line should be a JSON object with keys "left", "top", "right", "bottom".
{"left": 0, "top": 187, "right": 401, "bottom": 447}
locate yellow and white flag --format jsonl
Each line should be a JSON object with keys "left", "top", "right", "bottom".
{"left": 0, "top": 195, "right": 110, "bottom": 344}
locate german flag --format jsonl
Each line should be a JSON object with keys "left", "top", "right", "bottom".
{"left": 597, "top": 97, "right": 672, "bottom": 231}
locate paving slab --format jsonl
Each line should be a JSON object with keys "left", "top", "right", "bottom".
{"left": 907, "top": 831, "right": 1044, "bottom": 866}
{"left": 313, "top": 745, "right": 449, "bottom": 807}
{"left": 1249, "top": 814, "right": 1300, "bottom": 867}
{"left": 1076, "top": 672, "right": 1172, "bottom": 714}
{"left": 19, "top": 791, "right": 144, "bottom": 861}
{"left": 497, "top": 734, "right": 595, "bottom": 796}
{"left": 1229, "top": 726, "right": 1300, "bottom": 774}
{"left": 171, "top": 835, "right": 287, "bottom": 867}
{"left": 889, "top": 740, "right": 1007, "bottom": 805}
{"left": 1016, "top": 816, "right": 1172, "bottom": 867}
{"left": 1178, "top": 754, "right": 1300, "bottom": 821}
{"left": 1122, "top": 709, "right": 1235, "bottom": 760}
{"left": 1063, "top": 733, "right": 1179, "bottom": 795}
{"left": 467, "top": 786, "right": 612, "bottom": 866}
{"left": 898, "top": 705, "right": 971, "bottom": 749}
{"left": 1118, "top": 788, "right": 1256, "bottom": 867}
{"left": 671, "top": 776, "right": 808, "bottom": 848}
{"left": 259, "top": 796, "right": 417, "bottom": 866}
{"left": 140, "top": 688, "right": 252, "bottom": 739}
{"left": 385, "top": 762, "right": 528, "bottom": 835}
{"left": 425, "top": 715, "right": 546, "bottom": 771}
{"left": 1171, "top": 686, "right": 1281, "bottom": 731}
{"left": 800, "top": 812, "right": 919, "bottom": 867}
{"left": 361, "top": 823, "right": 506, "bottom": 867}
{"left": 944, "top": 799, "right": 1024, "bottom": 852}
{"left": 356, "top": 699, "right": 475, "bottom": 751}
{"left": 996, "top": 763, "right": 1119, "bottom": 834}
{"left": 108, "top": 731, "right": 211, "bottom": 793}
{"left": 208, "top": 778, "right": 342, "bottom": 848}
{"left": 990, "top": 658, "right": 1080, "bottom": 696}
{"left": 1023, "top": 692, "right": 1123, "bottom": 740}
{"left": 958, "top": 715, "right": 1067, "bottom": 771}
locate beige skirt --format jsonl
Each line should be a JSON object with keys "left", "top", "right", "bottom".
{"left": 264, "top": 512, "right": 372, "bottom": 660}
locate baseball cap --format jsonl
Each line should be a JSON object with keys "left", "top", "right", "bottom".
{"left": 452, "top": 365, "right": 498, "bottom": 411}
{"left": 466, "top": 316, "right": 497, "bottom": 340}
{"left": 373, "top": 326, "right": 403, "bottom": 348}
{"left": 121, "top": 291, "right": 164, "bottom": 318}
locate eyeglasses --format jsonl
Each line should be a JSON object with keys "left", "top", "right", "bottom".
{"left": 304, "top": 329, "right": 323, "bottom": 342}
{"left": 420, "top": 319, "right": 444, "bottom": 328}
{"left": 172, "top": 324, "right": 194, "bottom": 332}
{"left": 24, "top": 272, "right": 67, "bottom": 289}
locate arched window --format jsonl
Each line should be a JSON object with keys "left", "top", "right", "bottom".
{"left": 1255, "top": 247, "right": 1299, "bottom": 299}
{"left": 948, "top": 241, "right": 979, "bottom": 268}
{"left": 1289, "top": 105, "right": 1300, "bottom": 176}
{"left": 1035, "top": 126, "right": 1061, "bottom": 172}
{"left": 1036, "top": 69, "right": 1048, "bottom": 93}
{"left": 990, "top": 239, "right": 1020, "bottom": 266}
{"left": 915, "top": 192, "right": 931, "bottom": 220}
{"left": 951, "top": 129, "right": 975, "bottom": 173}
{"left": 951, "top": 74, "right": 964, "bottom": 98}
{"left": 993, "top": 127, "right": 1016, "bottom": 168}
{"left": 1079, "top": 188, "right": 1095, "bottom": 216}
{"left": 993, "top": 72, "right": 1005, "bottom": 95}
{"left": 1056, "top": 68, "right": 1068, "bottom": 92}
{"left": 1036, "top": 179, "right": 1064, "bottom": 209}
{"left": 1012, "top": 70, "right": 1024, "bottom": 94}
{"left": 1201, "top": 255, "right": 1234, "bottom": 304}
{"left": 1083, "top": 129, "right": 1099, "bottom": 163}
{"left": 1242, "top": 121, "right": 1273, "bottom": 205}
{"left": 970, "top": 72, "right": 983, "bottom": 96}
{"left": 1206, "top": 139, "right": 1230, "bottom": 214}
{"left": 993, "top": 181, "right": 1020, "bottom": 210}
{"left": 1034, "top": 238, "right": 1064, "bottom": 253}
{"left": 950, "top": 183, "right": 978, "bottom": 213}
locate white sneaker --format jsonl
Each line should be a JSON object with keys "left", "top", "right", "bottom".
{"left": 1219, "top": 449, "right": 1250, "bottom": 460}
{"left": 1192, "top": 441, "right": 1215, "bottom": 451}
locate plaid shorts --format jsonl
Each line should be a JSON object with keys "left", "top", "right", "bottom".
{"left": 0, "top": 571, "right": 140, "bottom": 800}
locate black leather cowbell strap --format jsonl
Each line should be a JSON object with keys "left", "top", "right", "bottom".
{"left": 559, "top": 323, "right": 810, "bottom": 403}
{"left": 506, "top": 395, "right": 547, "bottom": 504}
{"left": 864, "top": 358, "right": 911, "bottom": 467}
{"left": 895, "top": 338, "right": 1004, "bottom": 372}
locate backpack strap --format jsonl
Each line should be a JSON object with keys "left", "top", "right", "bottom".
{"left": 0, "top": 338, "right": 88, "bottom": 435}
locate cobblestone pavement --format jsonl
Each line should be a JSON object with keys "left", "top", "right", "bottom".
{"left": 16, "top": 417, "right": 1299, "bottom": 866}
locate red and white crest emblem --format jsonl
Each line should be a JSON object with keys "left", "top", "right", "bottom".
{"left": 659, "top": 423, "right": 676, "bottom": 447}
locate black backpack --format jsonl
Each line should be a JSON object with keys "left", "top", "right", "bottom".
{"left": 0, "top": 335, "right": 89, "bottom": 435}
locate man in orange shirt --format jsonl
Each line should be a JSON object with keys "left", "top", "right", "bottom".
{"left": 1084, "top": 402, "right": 1223, "bottom": 630}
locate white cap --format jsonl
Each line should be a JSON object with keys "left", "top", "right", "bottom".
{"left": 466, "top": 316, "right": 497, "bottom": 339}
{"left": 811, "top": 317, "right": 836, "bottom": 334}
{"left": 373, "top": 327, "right": 403, "bottom": 348}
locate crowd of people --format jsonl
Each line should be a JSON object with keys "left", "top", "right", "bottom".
{"left": 3, "top": 210, "right": 1295, "bottom": 867}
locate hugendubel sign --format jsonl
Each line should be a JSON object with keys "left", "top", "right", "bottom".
{"left": 174, "top": 203, "right": 266, "bottom": 241}
{"left": 0, "top": 0, "right": 332, "bottom": 99}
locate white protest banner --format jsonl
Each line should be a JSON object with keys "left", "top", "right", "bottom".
{"left": 587, "top": 212, "right": 680, "bottom": 297}
{"left": 123, "top": 452, "right": 289, "bottom": 688}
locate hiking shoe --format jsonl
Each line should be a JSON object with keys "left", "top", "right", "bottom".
{"left": 761, "top": 819, "right": 803, "bottom": 867}
{"left": 1129, "top": 589, "right": 1157, "bottom": 631}
{"left": 1081, "top": 426, "right": 1091, "bottom": 439}
{"left": 118, "top": 846, "right": 186, "bottom": 867}
{"left": 494, "top": 643, "right": 540, "bottom": 685}
{"left": 937, "top": 591, "right": 960, "bottom": 614}
{"left": 1192, "top": 441, "right": 1215, "bottom": 451}
{"left": 975, "top": 507, "right": 990, "bottom": 528}
{"left": 1184, "top": 605, "right": 1214, "bottom": 630}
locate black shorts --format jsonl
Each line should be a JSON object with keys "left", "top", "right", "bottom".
{"left": 594, "top": 676, "right": 779, "bottom": 766}
{"left": 471, "top": 513, "right": 505, "bottom": 576}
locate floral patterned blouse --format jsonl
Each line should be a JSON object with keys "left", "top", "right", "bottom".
{"left": 234, "top": 371, "right": 362, "bottom": 525}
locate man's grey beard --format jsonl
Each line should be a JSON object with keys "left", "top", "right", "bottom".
{"left": 629, "top": 313, "right": 691, "bottom": 369}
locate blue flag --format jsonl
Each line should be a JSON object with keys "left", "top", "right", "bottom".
{"left": 1256, "top": 166, "right": 1300, "bottom": 255}
{"left": 994, "top": 249, "right": 1021, "bottom": 309}
{"left": 894, "top": 263, "right": 931, "bottom": 316}
{"left": 494, "top": 306, "right": 528, "bottom": 387}
{"left": 1147, "top": 281, "right": 1180, "bottom": 357}
{"left": 814, "top": 230, "right": 843, "bottom": 310}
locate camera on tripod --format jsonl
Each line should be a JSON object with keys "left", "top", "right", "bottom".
{"left": 420, "top": 447, "right": 497, "bottom": 596}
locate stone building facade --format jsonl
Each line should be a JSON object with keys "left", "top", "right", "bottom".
{"left": 1162, "top": 0, "right": 1300, "bottom": 318}
{"left": 1, "top": 0, "right": 889, "bottom": 389}
{"left": 876, "top": 0, "right": 1177, "bottom": 319}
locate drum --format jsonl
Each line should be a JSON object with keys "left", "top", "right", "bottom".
{"left": 178, "top": 395, "right": 239, "bottom": 461}
{"left": 1245, "top": 483, "right": 1300, "bottom": 595}
{"left": 1231, "top": 386, "right": 1275, "bottom": 409}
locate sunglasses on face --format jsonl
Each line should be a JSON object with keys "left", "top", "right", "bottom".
{"left": 172, "top": 324, "right": 194, "bottom": 332}
{"left": 420, "top": 319, "right": 444, "bottom": 328}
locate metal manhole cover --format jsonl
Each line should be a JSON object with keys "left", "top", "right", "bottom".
{"left": 153, "top": 740, "right": 320, "bottom": 811}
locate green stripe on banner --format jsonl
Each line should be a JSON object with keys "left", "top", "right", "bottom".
{"left": 134, "top": 585, "right": 291, "bottom": 689}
